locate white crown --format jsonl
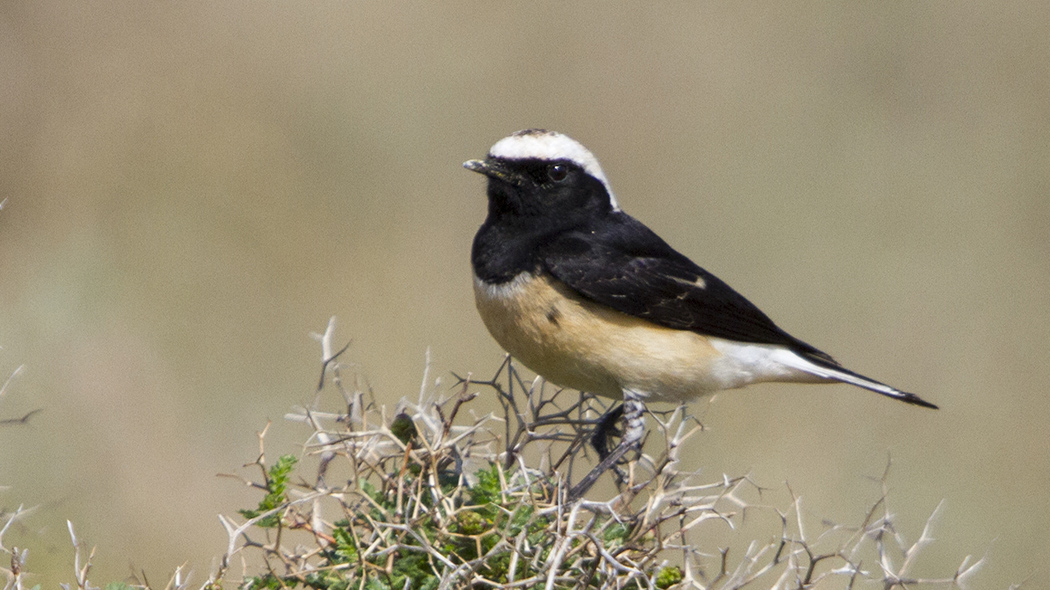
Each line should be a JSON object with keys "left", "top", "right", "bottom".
{"left": 488, "top": 129, "right": 620, "bottom": 211}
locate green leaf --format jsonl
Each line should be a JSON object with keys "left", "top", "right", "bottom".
{"left": 239, "top": 455, "right": 298, "bottom": 528}
{"left": 655, "top": 565, "right": 683, "bottom": 589}
{"left": 390, "top": 412, "right": 418, "bottom": 444}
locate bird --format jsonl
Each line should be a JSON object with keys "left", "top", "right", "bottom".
{"left": 464, "top": 129, "right": 937, "bottom": 500}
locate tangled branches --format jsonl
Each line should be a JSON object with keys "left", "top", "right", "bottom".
{"left": 202, "top": 320, "right": 982, "bottom": 590}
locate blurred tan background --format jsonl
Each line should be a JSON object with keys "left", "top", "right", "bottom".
{"left": 1, "top": 1, "right": 1048, "bottom": 586}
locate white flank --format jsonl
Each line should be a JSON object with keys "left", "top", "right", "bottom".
{"left": 705, "top": 339, "right": 817, "bottom": 388}
{"left": 488, "top": 129, "right": 620, "bottom": 211}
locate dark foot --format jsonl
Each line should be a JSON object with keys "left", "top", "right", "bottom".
{"left": 591, "top": 404, "right": 624, "bottom": 461}
{"left": 569, "top": 398, "right": 646, "bottom": 501}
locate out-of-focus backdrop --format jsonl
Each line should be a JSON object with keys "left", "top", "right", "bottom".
{"left": 1, "top": 2, "right": 1047, "bottom": 586}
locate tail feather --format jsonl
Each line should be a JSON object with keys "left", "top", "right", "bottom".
{"left": 774, "top": 348, "right": 939, "bottom": 409}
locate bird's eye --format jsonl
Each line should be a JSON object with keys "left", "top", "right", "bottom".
{"left": 547, "top": 164, "right": 569, "bottom": 183}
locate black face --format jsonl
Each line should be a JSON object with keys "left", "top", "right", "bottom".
{"left": 476, "top": 157, "right": 614, "bottom": 226}
{"left": 469, "top": 157, "right": 616, "bottom": 283}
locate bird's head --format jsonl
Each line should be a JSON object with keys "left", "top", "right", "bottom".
{"left": 464, "top": 129, "right": 620, "bottom": 225}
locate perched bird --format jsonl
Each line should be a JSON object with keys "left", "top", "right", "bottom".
{"left": 464, "top": 129, "right": 937, "bottom": 499}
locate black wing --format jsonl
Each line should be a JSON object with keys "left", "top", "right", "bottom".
{"left": 540, "top": 214, "right": 836, "bottom": 363}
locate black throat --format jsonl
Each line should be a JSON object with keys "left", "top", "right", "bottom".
{"left": 472, "top": 216, "right": 557, "bottom": 284}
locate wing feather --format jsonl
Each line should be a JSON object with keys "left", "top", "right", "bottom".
{"left": 539, "top": 214, "right": 836, "bottom": 363}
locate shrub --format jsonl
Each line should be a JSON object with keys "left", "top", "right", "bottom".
{"left": 0, "top": 322, "right": 985, "bottom": 589}
{"left": 205, "top": 322, "right": 984, "bottom": 590}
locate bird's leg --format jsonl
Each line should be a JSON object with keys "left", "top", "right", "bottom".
{"left": 568, "top": 395, "right": 646, "bottom": 501}
{"left": 590, "top": 403, "right": 632, "bottom": 484}
{"left": 591, "top": 403, "right": 625, "bottom": 460}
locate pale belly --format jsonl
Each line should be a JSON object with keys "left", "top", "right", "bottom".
{"left": 474, "top": 272, "right": 747, "bottom": 402}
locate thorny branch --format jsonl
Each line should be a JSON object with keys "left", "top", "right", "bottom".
{"left": 25, "top": 319, "right": 964, "bottom": 590}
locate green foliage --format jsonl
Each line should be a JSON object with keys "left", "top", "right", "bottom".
{"left": 236, "top": 444, "right": 653, "bottom": 590}
{"left": 389, "top": 411, "right": 418, "bottom": 445}
{"left": 655, "top": 566, "right": 683, "bottom": 589}
{"left": 238, "top": 454, "right": 298, "bottom": 528}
